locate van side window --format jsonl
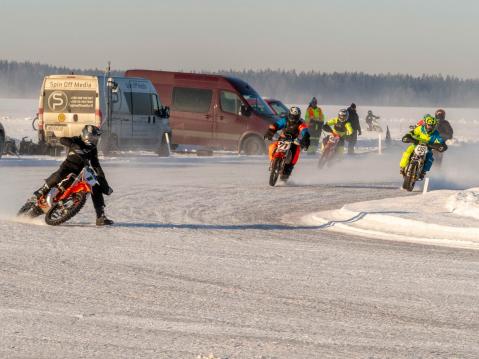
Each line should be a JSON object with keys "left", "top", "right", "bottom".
{"left": 151, "top": 94, "right": 161, "bottom": 113}
{"left": 131, "top": 92, "right": 152, "bottom": 115}
{"left": 172, "top": 87, "right": 212, "bottom": 113}
{"left": 220, "top": 91, "right": 243, "bottom": 115}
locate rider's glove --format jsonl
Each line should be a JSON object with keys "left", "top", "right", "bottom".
{"left": 263, "top": 128, "right": 275, "bottom": 141}
{"left": 430, "top": 143, "right": 448, "bottom": 152}
{"left": 106, "top": 186, "right": 114, "bottom": 195}
{"left": 402, "top": 133, "right": 418, "bottom": 144}
{"left": 322, "top": 124, "right": 333, "bottom": 133}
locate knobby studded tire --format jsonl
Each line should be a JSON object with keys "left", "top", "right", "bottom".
{"left": 17, "top": 200, "right": 43, "bottom": 218}
{"left": 45, "top": 192, "right": 87, "bottom": 226}
{"left": 402, "top": 162, "right": 418, "bottom": 192}
{"left": 269, "top": 158, "right": 282, "bottom": 187}
{"left": 318, "top": 145, "right": 333, "bottom": 169}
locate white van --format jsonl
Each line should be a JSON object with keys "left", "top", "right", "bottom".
{"left": 38, "top": 75, "right": 171, "bottom": 155}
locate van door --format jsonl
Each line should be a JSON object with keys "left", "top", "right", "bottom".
{"left": 111, "top": 88, "right": 133, "bottom": 148}
{"left": 214, "top": 90, "right": 248, "bottom": 149}
{"left": 171, "top": 87, "right": 214, "bottom": 146}
{"left": 131, "top": 90, "right": 154, "bottom": 144}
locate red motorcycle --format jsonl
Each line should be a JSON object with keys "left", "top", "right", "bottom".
{"left": 269, "top": 135, "right": 300, "bottom": 186}
{"left": 317, "top": 134, "right": 341, "bottom": 168}
{"left": 17, "top": 165, "right": 99, "bottom": 226}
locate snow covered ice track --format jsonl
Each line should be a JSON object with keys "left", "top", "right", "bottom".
{"left": 1, "top": 155, "right": 479, "bottom": 358}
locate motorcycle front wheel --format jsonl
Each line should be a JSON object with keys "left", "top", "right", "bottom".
{"left": 318, "top": 145, "right": 333, "bottom": 169}
{"left": 402, "top": 162, "right": 418, "bottom": 192}
{"left": 269, "top": 158, "right": 282, "bottom": 187}
{"left": 45, "top": 192, "right": 87, "bottom": 226}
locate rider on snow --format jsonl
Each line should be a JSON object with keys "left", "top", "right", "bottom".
{"left": 264, "top": 106, "right": 310, "bottom": 180}
{"left": 400, "top": 114, "right": 447, "bottom": 179}
{"left": 33, "top": 125, "right": 114, "bottom": 225}
{"left": 322, "top": 109, "right": 353, "bottom": 153}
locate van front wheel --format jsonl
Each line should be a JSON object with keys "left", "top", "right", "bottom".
{"left": 241, "top": 136, "right": 265, "bottom": 155}
{"left": 157, "top": 133, "right": 171, "bottom": 157}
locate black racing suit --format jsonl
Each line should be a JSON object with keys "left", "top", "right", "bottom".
{"left": 434, "top": 119, "right": 454, "bottom": 166}
{"left": 45, "top": 137, "right": 110, "bottom": 216}
{"left": 346, "top": 107, "right": 361, "bottom": 154}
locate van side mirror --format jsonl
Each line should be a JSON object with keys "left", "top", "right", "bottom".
{"left": 240, "top": 104, "right": 252, "bottom": 117}
{"left": 155, "top": 106, "right": 170, "bottom": 118}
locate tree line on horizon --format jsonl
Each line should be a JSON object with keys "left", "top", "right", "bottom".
{"left": 1, "top": 60, "right": 478, "bottom": 107}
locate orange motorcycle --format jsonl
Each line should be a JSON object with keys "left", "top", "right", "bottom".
{"left": 18, "top": 166, "right": 99, "bottom": 226}
{"left": 269, "top": 134, "right": 300, "bottom": 186}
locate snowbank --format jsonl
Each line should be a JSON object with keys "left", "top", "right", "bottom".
{"left": 302, "top": 189, "right": 479, "bottom": 250}
{"left": 446, "top": 188, "right": 479, "bottom": 220}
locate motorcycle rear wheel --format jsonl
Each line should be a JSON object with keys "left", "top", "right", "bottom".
{"left": 17, "top": 200, "right": 43, "bottom": 218}
{"left": 45, "top": 192, "right": 87, "bottom": 226}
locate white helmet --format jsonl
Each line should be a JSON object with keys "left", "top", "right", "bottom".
{"left": 338, "top": 109, "right": 349, "bottom": 122}
{"left": 81, "top": 125, "right": 102, "bottom": 145}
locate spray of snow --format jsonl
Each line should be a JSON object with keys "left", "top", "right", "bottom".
{"left": 446, "top": 188, "right": 479, "bottom": 220}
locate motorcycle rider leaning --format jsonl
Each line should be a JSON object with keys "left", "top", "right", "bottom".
{"left": 33, "top": 125, "right": 114, "bottom": 226}
{"left": 400, "top": 114, "right": 447, "bottom": 179}
{"left": 264, "top": 106, "right": 310, "bottom": 180}
{"left": 322, "top": 109, "right": 353, "bottom": 153}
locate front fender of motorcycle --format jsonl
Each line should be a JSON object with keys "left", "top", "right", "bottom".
{"left": 272, "top": 151, "right": 286, "bottom": 159}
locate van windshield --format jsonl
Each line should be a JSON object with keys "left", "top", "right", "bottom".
{"left": 226, "top": 77, "right": 275, "bottom": 117}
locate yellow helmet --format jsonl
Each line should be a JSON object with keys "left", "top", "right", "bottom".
{"left": 423, "top": 114, "right": 438, "bottom": 133}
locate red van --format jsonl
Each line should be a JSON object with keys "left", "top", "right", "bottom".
{"left": 124, "top": 70, "right": 278, "bottom": 154}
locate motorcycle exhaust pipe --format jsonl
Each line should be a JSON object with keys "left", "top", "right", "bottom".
{"left": 46, "top": 187, "right": 59, "bottom": 208}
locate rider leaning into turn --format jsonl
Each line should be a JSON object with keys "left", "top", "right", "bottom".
{"left": 321, "top": 109, "right": 353, "bottom": 153}
{"left": 264, "top": 106, "right": 310, "bottom": 179}
{"left": 400, "top": 114, "right": 447, "bottom": 179}
{"left": 33, "top": 125, "right": 114, "bottom": 226}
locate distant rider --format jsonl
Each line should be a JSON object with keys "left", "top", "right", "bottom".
{"left": 264, "top": 106, "right": 310, "bottom": 180}
{"left": 33, "top": 125, "right": 114, "bottom": 225}
{"left": 400, "top": 114, "right": 447, "bottom": 179}
{"left": 304, "top": 97, "right": 325, "bottom": 154}
{"left": 322, "top": 109, "right": 353, "bottom": 154}
{"left": 365, "top": 110, "right": 380, "bottom": 131}
{"left": 346, "top": 103, "right": 361, "bottom": 154}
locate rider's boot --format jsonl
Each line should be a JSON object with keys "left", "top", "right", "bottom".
{"left": 418, "top": 171, "right": 426, "bottom": 180}
{"left": 281, "top": 164, "right": 294, "bottom": 181}
{"left": 33, "top": 183, "right": 50, "bottom": 199}
{"left": 95, "top": 206, "right": 114, "bottom": 226}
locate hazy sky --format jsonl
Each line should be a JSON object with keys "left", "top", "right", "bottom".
{"left": 0, "top": 0, "right": 477, "bottom": 77}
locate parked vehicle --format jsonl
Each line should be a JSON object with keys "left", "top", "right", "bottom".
{"left": 37, "top": 75, "right": 171, "bottom": 156}
{"left": 264, "top": 98, "right": 289, "bottom": 117}
{"left": 125, "top": 70, "right": 279, "bottom": 155}
{"left": 0, "top": 122, "right": 4, "bottom": 158}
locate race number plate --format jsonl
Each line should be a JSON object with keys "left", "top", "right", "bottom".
{"left": 277, "top": 141, "right": 291, "bottom": 151}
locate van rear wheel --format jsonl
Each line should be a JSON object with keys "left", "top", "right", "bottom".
{"left": 241, "top": 136, "right": 265, "bottom": 155}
